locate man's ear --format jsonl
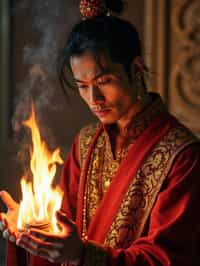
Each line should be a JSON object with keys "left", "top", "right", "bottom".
{"left": 132, "top": 56, "right": 146, "bottom": 77}
{"left": 131, "top": 56, "right": 148, "bottom": 99}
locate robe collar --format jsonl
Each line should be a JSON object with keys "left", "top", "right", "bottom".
{"left": 103, "top": 93, "right": 167, "bottom": 148}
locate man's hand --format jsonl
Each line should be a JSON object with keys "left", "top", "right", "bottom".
{"left": 16, "top": 210, "right": 84, "bottom": 265}
{"left": 0, "top": 190, "right": 19, "bottom": 243}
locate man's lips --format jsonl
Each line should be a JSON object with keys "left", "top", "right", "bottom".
{"left": 91, "top": 107, "right": 111, "bottom": 117}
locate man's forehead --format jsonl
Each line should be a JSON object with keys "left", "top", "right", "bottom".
{"left": 70, "top": 52, "right": 115, "bottom": 81}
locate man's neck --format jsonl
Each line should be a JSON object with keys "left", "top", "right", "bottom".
{"left": 116, "top": 94, "right": 152, "bottom": 137}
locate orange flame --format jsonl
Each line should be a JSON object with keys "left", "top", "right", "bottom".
{"left": 17, "top": 104, "right": 63, "bottom": 233}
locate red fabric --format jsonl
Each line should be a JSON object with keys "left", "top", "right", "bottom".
{"left": 59, "top": 114, "right": 200, "bottom": 265}
{"left": 75, "top": 124, "right": 103, "bottom": 234}
{"left": 64, "top": 117, "right": 200, "bottom": 265}
{"left": 84, "top": 115, "right": 173, "bottom": 242}
{"left": 103, "top": 143, "right": 200, "bottom": 266}
{"left": 6, "top": 114, "right": 200, "bottom": 265}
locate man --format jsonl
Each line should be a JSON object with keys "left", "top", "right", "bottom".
{"left": 1, "top": 0, "right": 200, "bottom": 265}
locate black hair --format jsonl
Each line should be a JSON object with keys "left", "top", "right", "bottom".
{"left": 58, "top": 0, "right": 145, "bottom": 97}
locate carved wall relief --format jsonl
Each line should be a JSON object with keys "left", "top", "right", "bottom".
{"left": 144, "top": 0, "right": 200, "bottom": 136}
{"left": 170, "top": 0, "right": 200, "bottom": 136}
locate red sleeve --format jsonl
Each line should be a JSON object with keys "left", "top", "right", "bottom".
{"left": 59, "top": 136, "right": 80, "bottom": 221}
{"left": 82, "top": 144, "right": 200, "bottom": 266}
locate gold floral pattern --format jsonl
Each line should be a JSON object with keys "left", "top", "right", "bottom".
{"left": 78, "top": 94, "right": 197, "bottom": 250}
{"left": 80, "top": 128, "right": 128, "bottom": 230}
{"left": 78, "top": 94, "right": 167, "bottom": 236}
{"left": 78, "top": 122, "right": 101, "bottom": 167}
{"left": 104, "top": 125, "right": 197, "bottom": 248}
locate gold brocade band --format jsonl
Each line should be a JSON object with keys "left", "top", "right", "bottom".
{"left": 78, "top": 95, "right": 168, "bottom": 238}
{"left": 105, "top": 125, "right": 197, "bottom": 248}
{"left": 78, "top": 110, "right": 198, "bottom": 249}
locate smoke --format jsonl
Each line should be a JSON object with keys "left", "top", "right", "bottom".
{"left": 12, "top": 0, "right": 79, "bottom": 146}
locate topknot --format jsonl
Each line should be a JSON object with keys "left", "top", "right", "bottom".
{"left": 79, "top": 0, "right": 126, "bottom": 19}
{"left": 79, "top": 0, "right": 107, "bottom": 19}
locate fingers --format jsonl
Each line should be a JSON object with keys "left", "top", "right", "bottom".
{"left": 56, "top": 210, "right": 75, "bottom": 229}
{"left": 0, "top": 218, "right": 6, "bottom": 231}
{"left": 15, "top": 213, "right": 81, "bottom": 264}
{"left": 0, "top": 216, "right": 9, "bottom": 239}
{"left": 2, "top": 229, "right": 9, "bottom": 239}
{"left": 17, "top": 233, "right": 54, "bottom": 250}
{"left": 0, "top": 191, "right": 18, "bottom": 210}
{"left": 1, "top": 227, "right": 16, "bottom": 243}
{"left": 0, "top": 214, "right": 17, "bottom": 242}
{"left": 29, "top": 229, "right": 64, "bottom": 247}
{"left": 27, "top": 211, "right": 75, "bottom": 242}
{"left": 17, "top": 233, "right": 63, "bottom": 263}
{"left": 9, "top": 234, "right": 16, "bottom": 242}
{"left": 29, "top": 228, "right": 57, "bottom": 241}
{"left": 17, "top": 236, "right": 49, "bottom": 259}
{"left": 3, "top": 229, "right": 16, "bottom": 242}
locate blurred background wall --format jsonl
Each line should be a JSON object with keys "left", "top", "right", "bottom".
{"left": 0, "top": 0, "right": 199, "bottom": 264}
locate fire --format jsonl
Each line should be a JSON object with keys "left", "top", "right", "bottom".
{"left": 17, "top": 104, "right": 63, "bottom": 233}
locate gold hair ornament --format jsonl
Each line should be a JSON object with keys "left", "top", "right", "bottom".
{"left": 80, "top": 0, "right": 110, "bottom": 19}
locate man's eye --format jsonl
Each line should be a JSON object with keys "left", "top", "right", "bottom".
{"left": 97, "top": 77, "right": 111, "bottom": 85}
{"left": 78, "top": 84, "right": 88, "bottom": 90}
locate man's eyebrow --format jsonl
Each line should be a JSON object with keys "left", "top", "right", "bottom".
{"left": 74, "top": 69, "right": 111, "bottom": 83}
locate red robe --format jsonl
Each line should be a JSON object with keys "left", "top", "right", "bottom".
{"left": 6, "top": 94, "right": 200, "bottom": 265}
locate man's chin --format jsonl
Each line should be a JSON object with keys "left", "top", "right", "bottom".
{"left": 97, "top": 116, "right": 117, "bottom": 125}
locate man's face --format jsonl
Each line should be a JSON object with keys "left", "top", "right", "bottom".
{"left": 70, "top": 51, "right": 137, "bottom": 125}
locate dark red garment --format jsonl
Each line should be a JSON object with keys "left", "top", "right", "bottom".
{"left": 60, "top": 117, "right": 200, "bottom": 266}
{"left": 6, "top": 111, "right": 200, "bottom": 265}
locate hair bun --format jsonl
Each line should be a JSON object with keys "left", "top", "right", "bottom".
{"left": 105, "top": 0, "right": 126, "bottom": 14}
{"left": 80, "top": 0, "right": 107, "bottom": 19}
{"left": 79, "top": 0, "right": 126, "bottom": 19}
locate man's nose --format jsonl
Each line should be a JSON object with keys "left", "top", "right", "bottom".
{"left": 89, "top": 85, "right": 104, "bottom": 104}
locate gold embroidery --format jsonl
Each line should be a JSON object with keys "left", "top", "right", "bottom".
{"left": 84, "top": 132, "right": 130, "bottom": 228}
{"left": 78, "top": 96, "right": 168, "bottom": 239}
{"left": 78, "top": 123, "right": 101, "bottom": 238}
{"left": 78, "top": 122, "right": 101, "bottom": 168}
{"left": 78, "top": 95, "right": 198, "bottom": 248}
{"left": 104, "top": 125, "right": 197, "bottom": 248}
{"left": 86, "top": 134, "right": 106, "bottom": 223}
{"left": 79, "top": 123, "right": 130, "bottom": 237}
{"left": 120, "top": 94, "right": 167, "bottom": 143}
